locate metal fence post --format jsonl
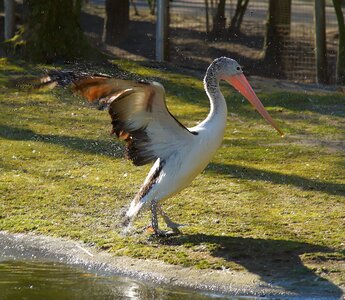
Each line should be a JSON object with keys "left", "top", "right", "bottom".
{"left": 156, "top": 0, "right": 169, "bottom": 62}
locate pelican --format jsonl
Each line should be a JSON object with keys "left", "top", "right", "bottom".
{"left": 38, "top": 57, "right": 283, "bottom": 236}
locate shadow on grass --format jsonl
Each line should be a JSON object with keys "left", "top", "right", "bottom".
{"left": 161, "top": 234, "right": 343, "bottom": 296}
{"left": 2, "top": 125, "right": 343, "bottom": 197}
{"left": 0, "top": 125, "right": 123, "bottom": 158}
{"left": 207, "top": 163, "right": 345, "bottom": 197}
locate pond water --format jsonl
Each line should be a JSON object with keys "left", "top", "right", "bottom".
{"left": 0, "top": 259, "right": 258, "bottom": 300}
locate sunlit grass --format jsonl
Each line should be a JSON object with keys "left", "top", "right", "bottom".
{"left": 0, "top": 58, "right": 344, "bottom": 288}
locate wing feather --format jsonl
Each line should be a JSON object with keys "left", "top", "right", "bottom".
{"left": 108, "top": 84, "right": 194, "bottom": 166}
{"left": 72, "top": 77, "right": 115, "bottom": 102}
{"left": 73, "top": 78, "right": 195, "bottom": 166}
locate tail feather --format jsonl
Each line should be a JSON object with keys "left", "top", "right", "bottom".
{"left": 125, "top": 201, "right": 144, "bottom": 222}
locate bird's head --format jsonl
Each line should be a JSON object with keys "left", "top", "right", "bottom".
{"left": 212, "top": 57, "right": 284, "bottom": 137}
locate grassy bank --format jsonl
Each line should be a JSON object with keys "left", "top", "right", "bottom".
{"left": 0, "top": 58, "right": 344, "bottom": 293}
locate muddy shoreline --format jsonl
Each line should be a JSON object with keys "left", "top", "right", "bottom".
{"left": 0, "top": 231, "right": 343, "bottom": 299}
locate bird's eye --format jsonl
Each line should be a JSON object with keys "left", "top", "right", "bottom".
{"left": 236, "top": 66, "right": 241, "bottom": 71}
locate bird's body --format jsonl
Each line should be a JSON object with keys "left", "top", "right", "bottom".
{"left": 125, "top": 110, "right": 227, "bottom": 222}
{"left": 34, "top": 57, "right": 283, "bottom": 236}
{"left": 123, "top": 61, "right": 230, "bottom": 230}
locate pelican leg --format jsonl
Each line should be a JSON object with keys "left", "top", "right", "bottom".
{"left": 149, "top": 201, "right": 178, "bottom": 237}
{"left": 150, "top": 200, "right": 160, "bottom": 233}
{"left": 157, "top": 205, "right": 184, "bottom": 233}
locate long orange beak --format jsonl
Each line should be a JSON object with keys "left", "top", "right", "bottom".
{"left": 225, "top": 74, "right": 284, "bottom": 136}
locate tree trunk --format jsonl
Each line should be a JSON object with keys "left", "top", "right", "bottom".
{"left": 262, "top": 0, "right": 291, "bottom": 77}
{"left": 332, "top": 0, "right": 345, "bottom": 85}
{"left": 314, "top": 0, "right": 328, "bottom": 84}
{"left": 103, "top": 0, "right": 129, "bottom": 45}
{"left": 130, "top": 0, "right": 139, "bottom": 16}
{"left": 4, "top": 0, "right": 16, "bottom": 40}
{"left": 211, "top": 0, "right": 226, "bottom": 37}
{"left": 228, "top": 0, "right": 249, "bottom": 35}
{"left": 18, "top": 0, "right": 91, "bottom": 62}
{"left": 205, "top": 0, "right": 210, "bottom": 34}
{"left": 148, "top": 0, "right": 156, "bottom": 15}
{"left": 73, "top": 0, "right": 82, "bottom": 15}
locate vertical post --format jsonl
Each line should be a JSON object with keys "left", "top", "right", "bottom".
{"left": 314, "top": 0, "right": 328, "bottom": 84}
{"left": 332, "top": 0, "right": 345, "bottom": 85}
{"left": 263, "top": 0, "right": 291, "bottom": 78}
{"left": 4, "top": 0, "right": 16, "bottom": 40}
{"left": 205, "top": 0, "right": 210, "bottom": 34}
{"left": 156, "top": 0, "right": 169, "bottom": 62}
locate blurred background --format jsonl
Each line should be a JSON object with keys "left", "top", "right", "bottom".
{"left": 1, "top": 0, "right": 345, "bottom": 84}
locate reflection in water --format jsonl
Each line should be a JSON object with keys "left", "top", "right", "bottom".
{"left": 0, "top": 260, "right": 253, "bottom": 300}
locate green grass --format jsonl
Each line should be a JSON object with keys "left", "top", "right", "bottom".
{"left": 0, "top": 58, "right": 344, "bottom": 291}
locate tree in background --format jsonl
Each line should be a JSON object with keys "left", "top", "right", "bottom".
{"left": 4, "top": 0, "right": 16, "bottom": 40}
{"left": 228, "top": 0, "right": 250, "bottom": 35}
{"left": 314, "top": 0, "right": 328, "bottom": 84}
{"left": 205, "top": 0, "right": 210, "bottom": 34}
{"left": 209, "top": 0, "right": 250, "bottom": 37}
{"left": 332, "top": 0, "right": 345, "bottom": 84}
{"left": 211, "top": 0, "right": 226, "bottom": 37}
{"left": 262, "top": 0, "right": 292, "bottom": 77}
{"left": 103, "top": 0, "right": 129, "bottom": 45}
{"left": 11, "top": 0, "right": 92, "bottom": 62}
{"left": 130, "top": 0, "right": 139, "bottom": 16}
{"left": 148, "top": 0, "right": 156, "bottom": 15}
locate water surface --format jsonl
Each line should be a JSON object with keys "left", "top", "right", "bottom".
{"left": 0, "top": 259, "right": 255, "bottom": 300}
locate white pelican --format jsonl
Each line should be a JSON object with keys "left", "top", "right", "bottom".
{"left": 38, "top": 57, "right": 283, "bottom": 236}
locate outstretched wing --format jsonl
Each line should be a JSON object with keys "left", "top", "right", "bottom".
{"left": 73, "top": 77, "right": 196, "bottom": 166}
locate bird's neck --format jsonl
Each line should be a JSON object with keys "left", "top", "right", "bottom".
{"left": 202, "top": 68, "right": 228, "bottom": 126}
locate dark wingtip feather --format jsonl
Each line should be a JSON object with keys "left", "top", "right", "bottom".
{"left": 109, "top": 102, "right": 155, "bottom": 166}
{"left": 13, "top": 70, "right": 93, "bottom": 91}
